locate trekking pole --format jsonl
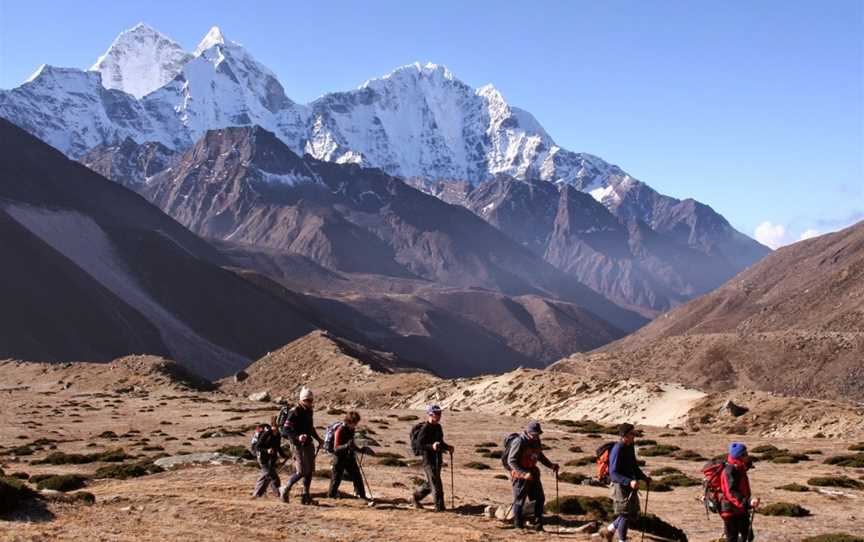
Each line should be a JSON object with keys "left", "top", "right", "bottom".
{"left": 745, "top": 508, "right": 755, "bottom": 542}
{"left": 640, "top": 480, "right": 650, "bottom": 542}
{"left": 449, "top": 450, "right": 455, "bottom": 510}
{"left": 555, "top": 469, "right": 560, "bottom": 536}
{"left": 357, "top": 451, "right": 374, "bottom": 501}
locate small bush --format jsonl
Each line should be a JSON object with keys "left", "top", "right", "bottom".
{"left": 807, "top": 476, "right": 864, "bottom": 489}
{"left": 378, "top": 457, "right": 407, "bottom": 467}
{"left": 638, "top": 479, "right": 672, "bottom": 492}
{"left": 68, "top": 491, "right": 96, "bottom": 505}
{"left": 94, "top": 460, "right": 163, "bottom": 480}
{"left": 464, "top": 461, "right": 490, "bottom": 470}
{"left": 9, "top": 472, "right": 29, "bottom": 480}
{"left": 557, "top": 472, "right": 588, "bottom": 485}
{"left": 326, "top": 408, "right": 345, "bottom": 416}
{"left": 565, "top": 455, "right": 595, "bottom": 467}
{"left": 751, "top": 444, "right": 779, "bottom": 454}
{"left": 98, "top": 431, "right": 118, "bottom": 439}
{"left": 631, "top": 513, "right": 688, "bottom": 540}
{"left": 216, "top": 445, "right": 254, "bottom": 461}
{"left": 483, "top": 450, "right": 503, "bottom": 459}
{"left": 33, "top": 448, "right": 131, "bottom": 465}
{"left": 567, "top": 445, "right": 583, "bottom": 453}
{"left": 475, "top": 448, "right": 490, "bottom": 454}
{"left": 640, "top": 444, "right": 680, "bottom": 457}
{"left": 758, "top": 502, "right": 810, "bottom": 517}
{"left": 545, "top": 495, "right": 613, "bottom": 520}
{"left": 650, "top": 467, "right": 682, "bottom": 476}
{"left": 823, "top": 454, "right": 864, "bottom": 468}
{"left": 36, "top": 474, "right": 88, "bottom": 492}
{"left": 0, "top": 476, "right": 35, "bottom": 513}
{"left": 801, "top": 534, "right": 864, "bottom": 542}
{"left": 476, "top": 442, "right": 497, "bottom": 448}
{"left": 635, "top": 439, "right": 657, "bottom": 446}
{"left": 494, "top": 474, "right": 508, "bottom": 480}
{"left": 673, "top": 449, "right": 706, "bottom": 461}
{"left": 376, "top": 452, "right": 404, "bottom": 460}
{"left": 776, "top": 483, "right": 809, "bottom": 492}
{"left": 804, "top": 449, "right": 823, "bottom": 455}
{"left": 660, "top": 473, "right": 700, "bottom": 487}
{"left": 397, "top": 415, "right": 419, "bottom": 422}
{"left": 848, "top": 443, "right": 864, "bottom": 452}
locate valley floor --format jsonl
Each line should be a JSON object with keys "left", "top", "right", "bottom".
{"left": 1, "top": 375, "right": 862, "bottom": 541}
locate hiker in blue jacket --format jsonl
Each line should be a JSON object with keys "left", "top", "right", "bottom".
{"left": 601, "top": 423, "right": 650, "bottom": 542}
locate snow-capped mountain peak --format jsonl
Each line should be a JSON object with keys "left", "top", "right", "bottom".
{"left": 194, "top": 26, "right": 229, "bottom": 56}
{"left": 90, "top": 22, "right": 191, "bottom": 98}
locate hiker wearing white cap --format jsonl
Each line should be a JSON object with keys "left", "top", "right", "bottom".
{"left": 279, "top": 386, "right": 323, "bottom": 505}
{"left": 409, "top": 405, "right": 454, "bottom": 511}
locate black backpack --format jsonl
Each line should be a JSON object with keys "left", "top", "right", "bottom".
{"left": 250, "top": 424, "right": 274, "bottom": 455}
{"left": 276, "top": 406, "right": 292, "bottom": 437}
{"left": 501, "top": 432, "right": 521, "bottom": 471}
{"left": 409, "top": 422, "right": 427, "bottom": 456}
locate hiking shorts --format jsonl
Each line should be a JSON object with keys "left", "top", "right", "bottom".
{"left": 611, "top": 482, "right": 640, "bottom": 519}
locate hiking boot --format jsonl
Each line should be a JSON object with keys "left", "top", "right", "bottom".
{"left": 534, "top": 523, "right": 545, "bottom": 532}
{"left": 412, "top": 495, "right": 424, "bottom": 509}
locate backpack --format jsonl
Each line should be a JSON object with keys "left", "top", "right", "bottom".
{"left": 501, "top": 432, "right": 522, "bottom": 471}
{"left": 323, "top": 421, "right": 344, "bottom": 454}
{"left": 701, "top": 458, "right": 726, "bottom": 514}
{"left": 409, "top": 422, "right": 427, "bottom": 456}
{"left": 276, "top": 406, "right": 292, "bottom": 436}
{"left": 595, "top": 442, "right": 616, "bottom": 483}
{"left": 250, "top": 424, "right": 274, "bottom": 455}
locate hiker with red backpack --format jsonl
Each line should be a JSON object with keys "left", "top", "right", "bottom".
{"left": 601, "top": 423, "right": 651, "bottom": 542}
{"left": 410, "top": 405, "right": 454, "bottom": 511}
{"left": 279, "top": 387, "right": 324, "bottom": 505}
{"left": 719, "top": 442, "right": 760, "bottom": 542}
{"left": 325, "top": 410, "right": 376, "bottom": 503}
{"left": 504, "top": 421, "right": 560, "bottom": 531}
{"left": 250, "top": 416, "right": 289, "bottom": 499}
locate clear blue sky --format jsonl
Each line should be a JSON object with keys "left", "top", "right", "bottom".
{"left": 1, "top": 0, "right": 861, "bottom": 245}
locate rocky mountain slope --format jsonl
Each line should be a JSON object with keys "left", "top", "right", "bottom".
{"left": 554, "top": 220, "right": 864, "bottom": 400}
{"left": 0, "top": 118, "right": 319, "bottom": 379}
{"left": 1, "top": 23, "right": 769, "bottom": 317}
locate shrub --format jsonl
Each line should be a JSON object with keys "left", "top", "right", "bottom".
{"left": 751, "top": 444, "right": 779, "bottom": 454}
{"left": 0, "top": 476, "right": 35, "bottom": 513}
{"left": 565, "top": 455, "right": 596, "bottom": 467}
{"left": 375, "top": 452, "right": 404, "bottom": 460}
{"left": 567, "top": 445, "right": 583, "bottom": 453}
{"left": 660, "top": 474, "right": 700, "bottom": 487}
{"left": 545, "top": 495, "right": 613, "bottom": 519}
{"left": 673, "top": 450, "right": 706, "bottom": 461}
{"left": 464, "top": 462, "right": 490, "bottom": 470}
{"left": 9, "top": 472, "right": 29, "bottom": 480}
{"left": 823, "top": 454, "right": 864, "bottom": 468}
{"left": 494, "top": 474, "right": 508, "bottom": 480}
{"left": 640, "top": 445, "right": 680, "bottom": 457}
{"left": 638, "top": 480, "right": 672, "bottom": 492}
{"left": 475, "top": 448, "right": 490, "bottom": 454}
{"left": 216, "top": 445, "right": 254, "bottom": 460}
{"left": 804, "top": 449, "right": 823, "bottom": 455}
{"left": 94, "top": 460, "right": 163, "bottom": 480}
{"left": 557, "top": 472, "right": 588, "bottom": 485}
{"left": 757, "top": 502, "right": 810, "bottom": 517}
{"left": 476, "top": 442, "right": 497, "bottom": 448}
{"left": 807, "top": 476, "right": 864, "bottom": 489}
{"left": 650, "top": 467, "right": 683, "bottom": 476}
{"left": 98, "top": 431, "right": 118, "bottom": 439}
{"left": 631, "top": 513, "right": 688, "bottom": 541}
{"left": 848, "top": 443, "right": 864, "bottom": 452}
{"left": 32, "top": 448, "right": 131, "bottom": 465}
{"left": 776, "top": 483, "right": 809, "bottom": 492}
{"left": 483, "top": 450, "right": 503, "bottom": 459}
{"left": 326, "top": 408, "right": 345, "bottom": 416}
{"left": 36, "top": 474, "right": 88, "bottom": 492}
{"left": 378, "top": 457, "right": 407, "bottom": 467}
{"left": 635, "top": 439, "right": 657, "bottom": 446}
{"left": 801, "top": 535, "right": 864, "bottom": 542}
{"left": 397, "top": 415, "right": 419, "bottom": 422}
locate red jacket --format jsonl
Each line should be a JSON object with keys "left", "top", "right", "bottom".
{"left": 720, "top": 455, "right": 751, "bottom": 517}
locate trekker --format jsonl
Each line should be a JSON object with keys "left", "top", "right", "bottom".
{"left": 251, "top": 416, "right": 289, "bottom": 499}
{"left": 411, "top": 405, "right": 454, "bottom": 511}
{"left": 720, "top": 442, "right": 760, "bottom": 542}
{"left": 327, "top": 410, "right": 375, "bottom": 501}
{"left": 280, "top": 387, "right": 324, "bottom": 505}
{"left": 506, "top": 421, "right": 559, "bottom": 531}
{"left": 602, "top": 423, "right": 650, "bottom": 542}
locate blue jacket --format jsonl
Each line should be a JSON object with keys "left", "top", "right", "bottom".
{"left": 609, "top": 442, "right": 646, "bottom": 486}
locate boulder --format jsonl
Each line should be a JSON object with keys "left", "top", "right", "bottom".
{"left": 153, "top": 452, "right": 243, "bottom": 469}
{"left": 248, "top": 390, "right": 270, "bottom": 402}
{"left": 721, "top": 400, "right": 749, "bottom": 417}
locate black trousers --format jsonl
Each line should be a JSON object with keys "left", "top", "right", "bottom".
{"left": 413, "top": 459, "right": 444, "bottom": 510}
{"left": 511, "top": 468, "right": 545, "bottom": 527}
{"left": 328, "top": 452, "right": 366, "bottom": 499}
{"left": 723, "top": 513, "right": 754, "bottom": 542}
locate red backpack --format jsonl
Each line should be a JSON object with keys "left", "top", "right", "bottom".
{"left": 701, "top": 458, "right": 726, "bottom": 514}
{"left": 595, "top": 442, "right": 616, "bottom": 483}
